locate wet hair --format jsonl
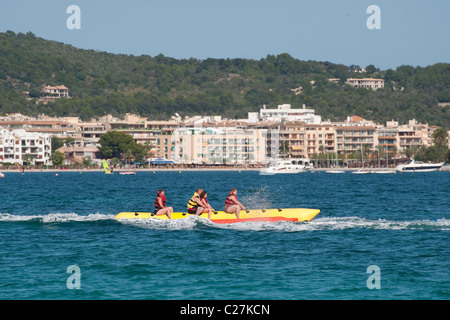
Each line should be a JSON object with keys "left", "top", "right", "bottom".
{"left": 200, "top": 191, "right": 207, "bottom": 199}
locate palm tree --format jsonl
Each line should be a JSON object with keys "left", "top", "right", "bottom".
{"left": 432, "top": 127, "right": 448, "bottom": 152}
{"left": 404, "top": 146, "right": 418, "bottom": 159}
{"left": 123, "top": 149, "right": 134, "bottom": 166}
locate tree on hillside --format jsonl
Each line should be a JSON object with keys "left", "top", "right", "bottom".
{"left": 1, "top": 32, "right": 450, "bottom": 128}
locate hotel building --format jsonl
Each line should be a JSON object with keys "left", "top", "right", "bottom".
{"left": 172, "top": 126, "right": 266, "bottom": 165}
{"left": 0, "top": 128, "right": 51, "bottom": 166}
{"left": 279, "top": 122, "right": 337, "bottom": 160}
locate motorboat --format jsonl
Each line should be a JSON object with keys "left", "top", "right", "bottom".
{"left": 396, "top": 160, "right": 444, "bottom": 172}
{"left": 259, "top": 159, "right": 312, "bottom": 175}
{"left": 371, "top": 168, "right": 396, "bottom": 174}
{"left": 118, "top": 170, "right": 136, "bottom": 175}
{"left": 351, "top": 168, "right": 370, "bottom": 174}
{"left": 326, "top": 169, "right": 345, "bottom": 174}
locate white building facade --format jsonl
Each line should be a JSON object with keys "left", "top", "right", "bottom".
{"left": 0, "top": 129, "right": 51, "bottom": 166}
{"left": 172, "top": 126, "right": 266, "bottom": 165}
{"left": 257, "top": 104, "right": 322, "bottom": 124}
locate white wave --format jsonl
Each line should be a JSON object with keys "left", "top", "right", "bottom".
{"left": 205, "top": 216, "right": 450, "bottom": 232}
{"left": 117, "top": 214, "right": 212, "bottom": 230}
{"left": 310, "top": 217, "right": 450, "bottom": 231}
{"left": 2, "top": 213, "right": 448, "bottom": 232}
{"left": 0, "top": 212, "right": 115, "bottom": 223}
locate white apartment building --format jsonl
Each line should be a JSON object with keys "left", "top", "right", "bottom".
{"left": 257, "top": 104, "right": 322, "bottom": 124}
{"left": 172, "top": 127, "right": 266, "bottom": 165}
{"left": 0, "top": 129, "right": 51, "bottom": 166}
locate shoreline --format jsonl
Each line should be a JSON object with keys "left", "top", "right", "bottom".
{"left": 2, "top": 165, "right": 449, "bottom": 173}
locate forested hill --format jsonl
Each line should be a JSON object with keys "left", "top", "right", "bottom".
{"left": 1, "top": 30, "right": 449, "bottom": 127}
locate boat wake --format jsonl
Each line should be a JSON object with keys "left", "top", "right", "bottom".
{"left": 1, "top": 213, "right": 448, "bottom": 231}
{"left": 301, "top": 216, "right": 450, "bottom": 232}
{"left": 115, "top": 215, "right": 450, "bottom": 232}
{"left": 0, "top": 212, "right": 115, "bottom": 223}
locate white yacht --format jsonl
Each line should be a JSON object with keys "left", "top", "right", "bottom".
{"left": 351, "top": 168, "right": 370, "bottom": 174}
{"left": 326, "top": 169, "right": 345, "bottom": 174}
{"left": 259, "top": 159, "right": 312, "bottom": 175}
{"left": 396, "top": 160, "right": 444, "bottom": 172}
{"left": 372, "top": 168, "right": 396, "bottom": 174}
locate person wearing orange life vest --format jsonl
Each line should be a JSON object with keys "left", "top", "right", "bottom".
{"left": 187, "top": 188, "right": 212, "bottom": 219}
{"left": 154, "top": 189, "right": 173, "bottom": 219}
{"left": 224, "top": 188, "right": 246, "bottom": 219}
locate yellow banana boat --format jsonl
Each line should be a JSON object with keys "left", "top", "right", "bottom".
{"left": 114, "top": 208, "right": 320, "bottom": 224}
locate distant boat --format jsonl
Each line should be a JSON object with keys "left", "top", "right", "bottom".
{"left": 351, "top": 141, "right": 370, "bottom": 174}
{"left": 118, "top": 171, "right": 136, "bottom": 175}
{"left": 259, "top": 159, "right": 312, "bottom": 175}
{"left": 372, "top": 145, "right": 396, "bottom": 174}
{"left": 351, "top": 168, "right": 370, "bottom": 174}
{"left": 326, "top": 151, "right": 344, "bottom": 174}
{"left": 0, "top": 172, "right": 4, "bottom": 178}
{"left": 372, "top": 169, "right": 396, "bottom": 174}
{"left": 326, "top": 169, "right": 345, "bottom": 174}
{"left": 396, "top": 160, "right": 444, "bottom": 172}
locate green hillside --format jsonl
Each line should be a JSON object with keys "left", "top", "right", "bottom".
{"left": 0, "top": 30, "right": 449, "bottom": 127}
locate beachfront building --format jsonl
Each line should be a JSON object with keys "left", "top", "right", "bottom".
{"left": 56, "top": 141, "right": 100, "bottom": 166}
{"left": 381, "top": 119, "right": 432, "bottom": 157}
{"left": 345, "top": 78, "right": 384, "bottom": 91}
{"left": 77, "top": 121, "right": 107, "bottom": 145}
{"left": 397, "top": 120, "right": 430, "bottom": 154}
{"left": 106, "top": 113, "right": 178, "bottom": 159}
{"left": 335, "top": 126, "right": 376, "bottom": 158}
{"left": 1, "top": 110, "right": 444, "bottom": 167}
{"left": 279, "top": 118, "right": 377, "bottom": 163}
{"left": 278, "top": 122, "right": 337, "bottom": 160}
{"left": 172, "top": 126, "right": 266, "bottom": 165}
{"left": 0, "top": 128, "right": 51, "bottom": 166}
{"left": 376, "top": 127, "right": 398, "bottom": 159}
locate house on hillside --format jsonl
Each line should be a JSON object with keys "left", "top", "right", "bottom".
{"left": 345, "top": 78, "right": 384, "bottom": 91}
{"left": 42, "top": 85, "right": 69, "bottom": 98}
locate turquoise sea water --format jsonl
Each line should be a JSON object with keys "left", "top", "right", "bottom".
{"left": 0, "top": 170, "right": 449, "bottom": 300}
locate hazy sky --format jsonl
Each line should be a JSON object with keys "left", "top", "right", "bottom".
{"left": 1, "top": 0, "right": 449, "bottom": 70}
